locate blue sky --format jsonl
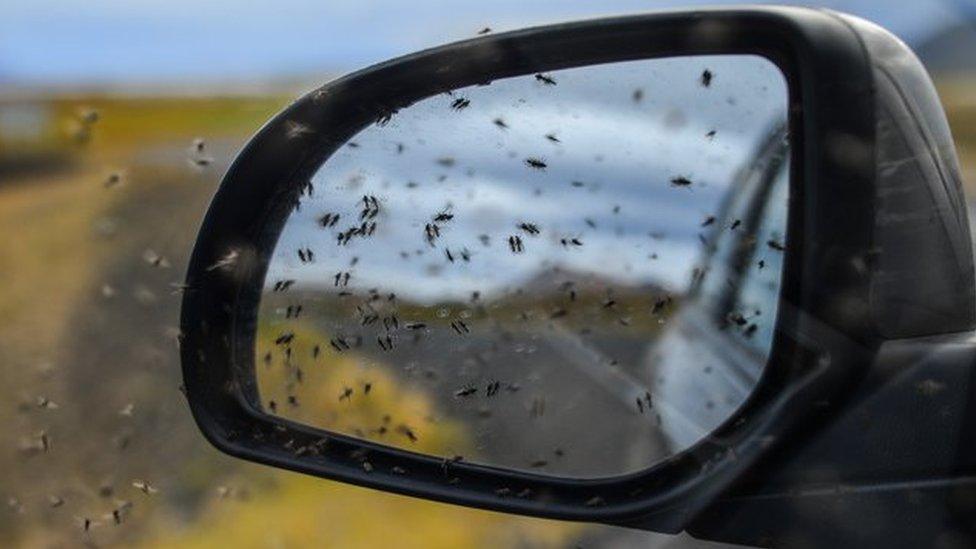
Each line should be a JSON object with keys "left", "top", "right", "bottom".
{"left": 1, "top": 0, "right": 972, "bottom": 87}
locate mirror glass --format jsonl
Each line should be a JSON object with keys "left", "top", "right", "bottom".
{"left": 254, "top": 55, "right": 790, "bottom": 478}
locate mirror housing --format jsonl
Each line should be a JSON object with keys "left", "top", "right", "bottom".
{"left": 179, "top": 5, "right": 972, "bottom": 537}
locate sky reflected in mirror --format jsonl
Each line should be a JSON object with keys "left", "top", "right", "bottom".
{"left": 256, "top": 54, "right": 789, "bottom": 478}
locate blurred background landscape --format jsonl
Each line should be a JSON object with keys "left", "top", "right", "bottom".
{"left": 1, "top": 1, "right": 974, "bottom": 547}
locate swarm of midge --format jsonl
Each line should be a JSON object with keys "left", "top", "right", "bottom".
{"left": 535, "top": 73, "right": 557, "bottom": 85}
{"left": 34, "top": 396, "right": 58, "bottom": 410}
{"left": 435, "top": 157, "right": 457, "bottom": 168}
{"left": 651, "top": 295, "right": 673, "bottom": 315}
{"left": 357, "top": 303, "right": 380, "bottom": 327}
{"left": 701, "top": 69, "right": 714, "bottom": 88}
{"left": 485, "top": 380, "right": 501, "bottom": 397}
{"left": 103, "top": 171, "right": 125, "bottom": 189}
{"left": 70, "top": 107, "right": 99, "bottom": 143}
{"left": 285, "top": 120, "right": 314, "bottom": 139}
{"left": 18, "top": 431, "right": 51, "bottom": 454}
{"left": 103, "top": 500, "right": 134, "bottom": 525}
{"left": 188, "top": 156, "right": 213, "bottom": 168}
{"left": 272, "top": 279, "right": 295, "bottom": 292}
{"left": 337, "top": 221, "right": 377, "bottom": 245}
{"left": 450, "top": 318, "right": 470, "bottom": 335}
{"left": 76, "top": 516, "right": 98, "bottom": 533}
{"left": 382, "top": 313, "right": 399, "bottom": 331}
{"left": 360, "top": 195, "right": 381, "bottom": 220}
{"left": 377, "top": 334, "right": 394, "bottom": 351}
{"left": 318, "top": 212, "right": 341, "bottom": 228}
{"left": 375, "top": 105, "right": 399, "bottom": 126}
{"left": 635, "top": 391, "right": 653, "bottom": 414}
{"left": 333, "top": 271, "right": 351, "bottom": 287}
{"left": 274, "top": 332, "right": 295, "bottom": 346}
{"left": 142, "top": 248, "right": 171, "bottom": 268}
{"left": 330, "top": 336, "right": 351, "bottom": 352}
{"left": 184, "top": 137, "right": 214, "bottom": 168}
{"left": 132, "top": 480, "right": 158, "bottom": 495}
{"left": 78, "top": 107, "right": 99, "bottom": 125}
{"left": 206, "top": 249, "right": 239, "bottom": 272}
{"left": 296, "top": 247, "right": 314, "bottom": 263}
{"left": 508, "top": 235, "right": 524, "bottom": 253}
{"left": 422, "top": 223, "right": 441, "bottom": 247}
{"left": 395, "top": 424, "right": 418, "bottom": 443}
{"left": 331, "top": 197, "right": 379, "bottom": 245}
{"left": 424, "top": 207, "right": 454, "bottom": 246}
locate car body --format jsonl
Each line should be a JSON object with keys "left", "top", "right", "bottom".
{"left": 648, "top": 125, "right": 789, "bottom": 452}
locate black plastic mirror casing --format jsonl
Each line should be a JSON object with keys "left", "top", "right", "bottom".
{"left": 179, "top": 4, "right": 973, "bottom": 541}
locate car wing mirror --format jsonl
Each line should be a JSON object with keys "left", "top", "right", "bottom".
{"left": 179, "top": 5, "right": 973, "bottom": 538}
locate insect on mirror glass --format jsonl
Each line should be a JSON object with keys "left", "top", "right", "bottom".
{"left": 254, "top": 55, "right": 790, "bottom": 479}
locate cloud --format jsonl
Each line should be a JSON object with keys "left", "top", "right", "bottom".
{"left": 267, "top": 55, "right": 787, "bottom": 302}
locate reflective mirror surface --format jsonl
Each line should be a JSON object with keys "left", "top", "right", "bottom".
{"left": 254, "top": 55, "right": 789, "bottom": 478}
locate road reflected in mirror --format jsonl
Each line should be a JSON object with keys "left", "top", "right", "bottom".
{"left": 255, "top": 54, "right": 789, "bottom": 478}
